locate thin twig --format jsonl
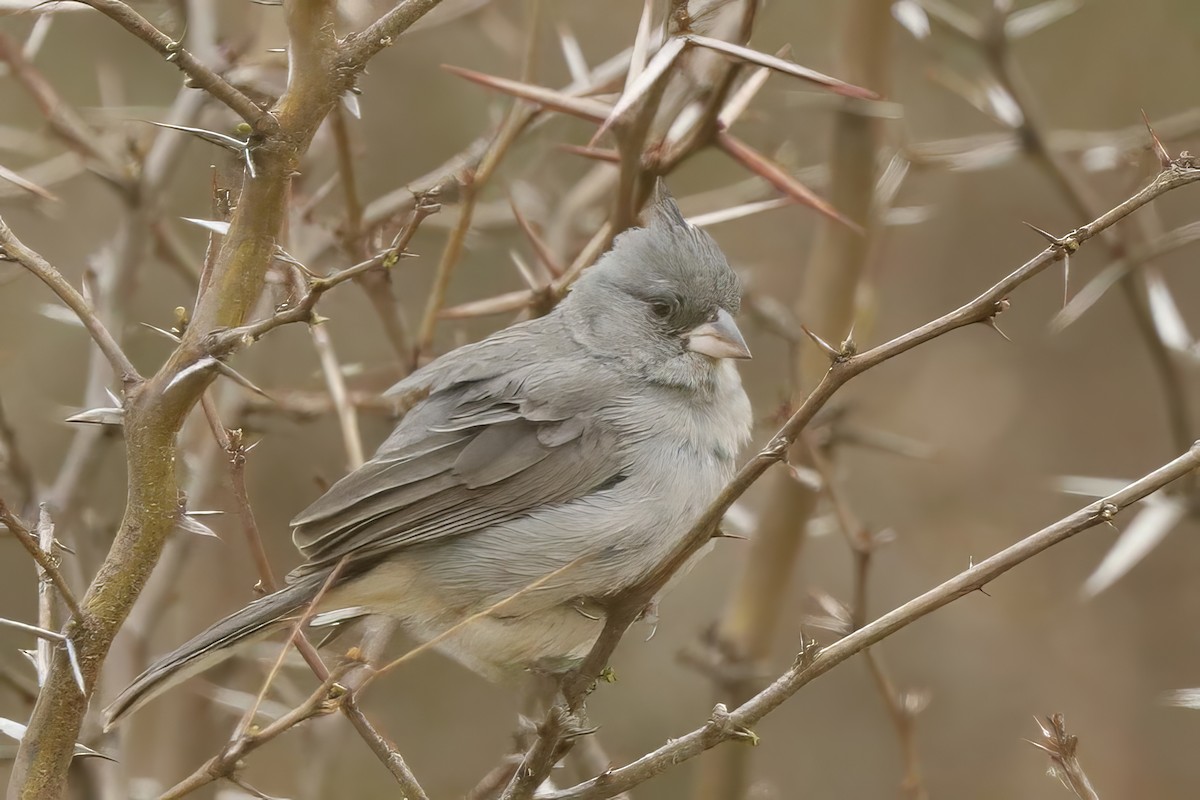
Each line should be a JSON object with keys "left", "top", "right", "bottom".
{"left": 342, "top": 697, "right": 432, "bottom": 800}
{"left": 0, "top": 501, "right": 83, "bottom": 620}
{"left": 339, "top": 0, "right": 448, "bottom": 77}
{"left": 331, "top": 104, "right": 413, "bottom": 360}
{"left": 8, "top": 0, "right": 362, "bottom": 788}
{"left": 979, "top": 7, "right": 1193, "bottom": 456}
{"left": 807, "top": 438, "right": 928, "bottom": 800}
{"left": 0, "top": 32, "right": 128, "bottom": 185}
{"left": 0, "top": 218, "right": 139, "bottom": 384}
{"left": 1029, "top": 713, "right": 1101, "bottom": 800}
{"left": 415, "top": 94, "right": 534, "bottom": 361}
{"left": 156, "top": 666, "right": 352, "bottom": 800}
{"left": 75, "top": 0, "right": 272, "bottom": 133}
{"left": 300, "top": 270, "right": 366, "bottom": 469}
{"left": 207, "top": 202, "right": 436, "bottom": 356}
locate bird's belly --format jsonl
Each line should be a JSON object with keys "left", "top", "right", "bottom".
{"left": 326, "top": 442, "right": 734, "bottom": 679}
{"left": 327, "top": 558, "right": 605, "bottom": 680}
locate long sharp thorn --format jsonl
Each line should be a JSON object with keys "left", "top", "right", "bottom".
{"left": 1062, "top": 252, "right": 1070, "bottom": 308}
{"left": 800, "top": 324, "right": 841, "bottom": 361}
{"left": 718, "top": 132, "right": 862, "bottom": 233}
{"left": 508, "top": 195, "right": 563, "bottom": 278}
{"left": 984, "top": 316, "right": 1012, "bottom": 342}
{"left": 1142, "top": 109, "right": 1172, "bottom": 169}
{"left": 1022, "top": 221, "right": 1062, "bottom": 246}
{"left": 557, "top": 143, "right": 620, "bottom": 163}
{"left": 441, "top": 65, "right": 609, "bottom": 123}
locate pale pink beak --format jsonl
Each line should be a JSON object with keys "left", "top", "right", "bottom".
{"left": 685, "top": 308, "right": 751, "bottom": 360}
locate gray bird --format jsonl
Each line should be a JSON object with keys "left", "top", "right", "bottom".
{"left": 104, "top": 183, "right": 752, "bottom": 727}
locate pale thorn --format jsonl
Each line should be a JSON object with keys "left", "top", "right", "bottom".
{"left": 0, "top": 717, "right": 112, "bottom": 760}
{"left": 590, "top": 37, "right": 687, "bottom": 146}
{"left": 1162, "top": 688, "right": 1200, "bottom": 709}
{"left": 556, "top": 23, "right": 589, "bottom": 84}
{"left": 689, "top": 197, "right": 792, "bottom": 228}
{"left": 1144, "top": 269, "right": 1194, "bottom": 353}
{"left": 892, "top": 0, "right": 931, "bottom": 40}
{"left": 1005, "top": 0, "right": 1084, "bottom": 39}
{"left": 683, "top": 34, "right": 878, "bottom": 100}
{"left": 1083, "top": 497, "right": 1187, "bottom": 598}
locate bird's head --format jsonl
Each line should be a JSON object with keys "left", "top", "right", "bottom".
{"left": 565, "top": 182, "right": 750, "bottom": 391}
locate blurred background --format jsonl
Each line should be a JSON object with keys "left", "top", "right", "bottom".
{"left": 2, "top": 0, "right": 1200, "bottom": 797}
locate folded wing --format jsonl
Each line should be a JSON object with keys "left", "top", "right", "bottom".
{"left": 289, "top": 353, "right": 626, "bottom": 578}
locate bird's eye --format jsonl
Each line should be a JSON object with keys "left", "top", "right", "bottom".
{"left": 649, "top": 300, "right": 673, "bottom": 319}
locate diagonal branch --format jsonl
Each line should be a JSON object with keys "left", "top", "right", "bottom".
{"left": 75, "top": 0, "right": 272, "bottom": 134}
{"left": 541, "top": 439, "right": 1200, "bottom": 799}
{"left": 339, "top": 0, "right": 448, "bottom": 78}
{"left": 0, "top": 218, "right": 140, "bottom": 384}
{"left": 0, "top": 501, "right": 82, "bottom": 620}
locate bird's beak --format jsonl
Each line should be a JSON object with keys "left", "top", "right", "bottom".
{"left": 685, "top": 309, "right": 752, "bottom": 360}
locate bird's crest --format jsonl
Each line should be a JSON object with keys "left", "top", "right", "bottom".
{"left": 645, "top": 179, "right": 692, "bottom": 232}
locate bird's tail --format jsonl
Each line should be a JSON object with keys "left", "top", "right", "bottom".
{"left": 103, "top": 576, "right": 324, "bottom": 730}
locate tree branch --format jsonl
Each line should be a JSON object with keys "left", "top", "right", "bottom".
{"left": 7, "top": 0, "right": 355, "bottom": 792}
{"left": 0, "top": 501, "right": 82, "bottom": 621}
{"left": 521, "top": 162, "right": 1200, "bottom": 795}
{"left": 339, "top": 0, "right": 447, "bottom": 77}
{"left": 0, "top": 218, "right": 140, "bottom": 385}
{"left": 541, "top": 440, "right": 1200, "bottom": 799}
{"left": 75, "top": 0, "right": 272, "bottom": 134}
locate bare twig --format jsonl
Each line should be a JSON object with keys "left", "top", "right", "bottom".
{"left": 224, "top": 426, "right": 278, "bottom": 593}
{"left": 807, "top": 439, "right": 928, "bottom": 800}
{"left": 978, "top": 6, "right": 1193, "bottom": 456}
{"left": 339, "top": 0, "right": 448, "bottom": 76}
{"left": 207, "top": 202, "right": 436, "bottom": 355}
{"left": 414, "top": 70, "right": 537, "bottom": 361}
{"left": 0, "top": 219, "right": 139, "bottom": 384}
{"left": 75, "top": 0, "right": 272, "bottom": 133}
{"left": 156, "top": 667, "right": 352, "bottom": 800}
{"left": 0, "top": 32, "right": 127, "bottom": 182}
{"left": 1028, "top": 713, "right": 1100, "bottom": 800}
{"left": 7, "top": 0, "right": 382, "bottom": 790}
{"left": 342, "top": 697, "right": 432, "bottom": 800}
{"left": 331, "top": 104, "right": 413, "bottom": 360}
{"left": 0, "top": 501, "right": 82, "bottom": 620}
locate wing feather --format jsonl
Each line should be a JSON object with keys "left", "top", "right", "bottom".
{"left": 288, "top": 343, "right": 625, "bottom": 579}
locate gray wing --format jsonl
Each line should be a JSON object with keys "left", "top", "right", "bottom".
{"left": 288, "top": 325, "right": 627, "bottom": 578}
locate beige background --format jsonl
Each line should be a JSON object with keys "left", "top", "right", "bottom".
{"left": 2, "top": 0, "right": 1200, "bottom": 797}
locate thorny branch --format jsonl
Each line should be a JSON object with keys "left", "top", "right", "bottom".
{"left": 0, "top": 501, "right": 83, "bottom": 621}
{"left": 1029, "top": 713, "right": 1101, "bottom": 800}
{"left": 207, "top": 201, "right": 437, "bottom": 357}
{"left": 76, "top": 0, "right": 272, "bottom": 134}
{"left": 6, "top": 2, "right": 1198, "bottom": 798}
{"left": 6, "top": 0, "right": 450, "bottom": 794}
{"left": 513, "top": 163, "right": 1200, "bottom": 798}
{"left": 805, "top": 438, "right": 928, "bottom": 800}
{"left": 0, "top": 218, "right": 139, "bottom": 385}
{"left": 539, "top": 440, "right": 1200, "bottom": 799}
{"left": 976, "top": 4, "right": 1195, "bottom": 457}
{"left": 156, "top": 667, "right": 353, "bottom": 800}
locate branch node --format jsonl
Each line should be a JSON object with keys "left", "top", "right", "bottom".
{"left": 794, "top": 629, "right": 820, "bottom": 669}
{"left": 1142, "top": 109, "right": 1172, "bottom": 169}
